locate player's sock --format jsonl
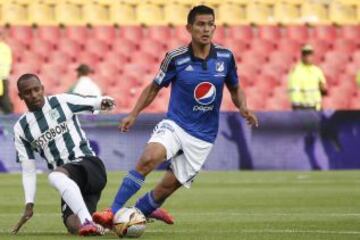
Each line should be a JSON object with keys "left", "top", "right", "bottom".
{"left": 111, "top": 170, "right": 145, "bottom": 213}
{"left": 48, "top": 171, "right": 91, "bottom": 224}
{"left": 135, "top": 191, "right": 162, "bottom": 217}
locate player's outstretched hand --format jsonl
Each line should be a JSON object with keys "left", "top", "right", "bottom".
{"left": 240, "top": 110, "right": 259, "bottom": 128}
{"left": 12, "top": 203, "right": 34, "bottom": 234}
{"left": 101, "top": 96, "right": 115, "bottom": 111}
{"left": 119, "top": 114, "right": 137, "bottom": 132}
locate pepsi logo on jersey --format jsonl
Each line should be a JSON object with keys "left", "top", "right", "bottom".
{"left": 193, "top": 82, "right": 216, "bottom": 112}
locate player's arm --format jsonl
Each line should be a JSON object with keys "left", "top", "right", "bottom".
{"left": 57, "top": 93, "right": 114, "bottom": 114}
{"left": 227, "top": 84, "right": 258, "bottom": 127}
{"left": 120, "top": 52, "right": 176, "bottom": 132}
{"left": 225, "top": 52, "right": 258, "bottom": 127}
{"left": 12, "top": 129, "right": 37, "bottom": 234}
{"left": 318, "top": 69, "right": 327, "bottom": 96}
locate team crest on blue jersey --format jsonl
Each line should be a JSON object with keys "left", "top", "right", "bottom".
{"left": 215, "top": 61, "right": 225, "bottom": 72}
{"left": 194, "top": 82, "right": 216, "bottom": 105}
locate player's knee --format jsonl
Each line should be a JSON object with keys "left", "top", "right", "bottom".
{"left": 137, "top": 153, "right": 161, "bottom": 174}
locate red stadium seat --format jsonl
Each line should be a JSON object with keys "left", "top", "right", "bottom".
{"left": 48, "top": 51, "right": 74, "bottom": 66}
{"left": 352, "top": 51, "right": 360, "bottom": 64}
{"left": 56, "top": 39, "right": 82, "bottom": 59}
{"left": 276, "top": 39, "right": 301, "bottom": 55}
{"left": 129, "top": 51, "right": 158, "bottom": 68}
{"left": 7, "top": 39, "right": 28, "bottom": 62}
{"left": 102, "top": 52, "right": 129, "bottom": 69}
{"left": 349, "top": 96, "right": 360, "bottom": 110}
{"left": 239, "top": 50, "right": 268, "bottom": 65}
{"left": 223, "top": 38, "right": 249, "bottom": 56}
{"left": 165, "top": 38, "right": 188, "bottom": 51}
{"left": 174, "top": 26, "right": 191, "bottom": 43}
{"left": 345, "top": 62, "right": 360, "bottom": 76}
{"left": 245, "top": 87, "right": 266, "bottom": 111}
{"left": 237, "top": 62, "right": 261, "bottom": 80}
{"left": 112, "top": 38, "right": 138, "bottom": 59}
{"left": 269, "top": 51, "right": 297, "bottom": 68}
{"left": 9, "top": 26, "right": 33, "bottom": 42}
{"left": 65, "top": 26, "right": 88, "bottom": 44}
{"left": 324, "top": 51, "right": 351, "bottom": 67}
{"left": 255, "top": 74, "right": 277, "bottom": 95}
{"left": 147, "top": 26, "right": 172, "bottom": 42}
{"left": 19, "top": 51, "right": 46, "bottom": 65}
{"left": 340, "top": 25, "right": 360, "bottom": 41}
{"left": 29, "top": 39, "right": 55, "bottom": 59}
{"left": 138, "top": 39, "right": 166, "bottom": 61}
{"left": 36, "top": 26, "right": 61, "bottom": 45}
{"left": 286, "top": 25, "right": 309, "bottom": 44}
{"left": 13, "top": 61, "right": 41, "bottom": 76}
{"left": 92, "top": 26, "right": 116, "bottom": 44}
{"left": 213, "top": 26, "right": 225, "bottom": 45}
{"left": 261, "top": 63, "right": 288, "bottom": 81}
{"left": 249, "top": 39, "right": 276, "bottom": 54}
{"left": 75, "top": 51, "right": 101, "bottom": 67}
{"left": 227, "top": 25, "right": 253, "bottom": 43}
{"left": 258, "top": 25, "right": 281, "bottom": 42}
{"left": 119, "top": 26, "right": 143, "bottom": 42}
{"left": 84, "top": 39, "right": 110, "bottom": 58}
{"left": 333, "top": 39, "right": 358, "bottom": 54}
{"left": 265, "top": 96, "right": 291, "bottom": 111}
{"left": 313, "top": 25, "right": 337, "bottom": 42}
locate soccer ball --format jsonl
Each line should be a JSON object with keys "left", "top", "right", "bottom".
{"left": 112, "top": 207, "right": 147, "bottom": 238}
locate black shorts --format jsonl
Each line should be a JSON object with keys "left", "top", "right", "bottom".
{"left": 60, "top": 156, "right": 107, "bottom": 224}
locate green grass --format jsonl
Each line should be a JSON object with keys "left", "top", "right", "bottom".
{"left": 0, "top": 171, "right": 360, "bottom": 239}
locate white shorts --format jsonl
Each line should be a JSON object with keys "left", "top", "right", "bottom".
{"left": 148, "top": 119, "right": 213, "bottom": 188}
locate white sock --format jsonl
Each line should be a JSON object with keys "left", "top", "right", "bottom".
{"left": 48, "top": 171, "right": 91, "bottom": 224}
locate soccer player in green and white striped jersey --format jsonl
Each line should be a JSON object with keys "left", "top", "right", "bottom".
{"left": 12, "top": 74, "right": 114, "bottom": 236}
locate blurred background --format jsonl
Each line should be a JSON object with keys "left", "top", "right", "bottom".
{"left": 0, "top": 0, "right": 360, "bottom": 172}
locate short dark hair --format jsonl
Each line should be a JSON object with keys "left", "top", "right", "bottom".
{"left": 17, "top": 73, "right": 41, "bottom": 90}
{"left": 187, "top": 5, "right": 215, "bottom": 25}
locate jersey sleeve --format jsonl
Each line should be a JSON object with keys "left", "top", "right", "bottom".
{"left": 57, "top": 93, "right": 103, "bottom": 114}
{"left": 225, "top": 52, "right": 239, "bottom": 87}
{"left": 14, "top": 125, "right": 35, "bottom": 163}
{"left": 153, "top": 52, "right": 177, "bottom": 88}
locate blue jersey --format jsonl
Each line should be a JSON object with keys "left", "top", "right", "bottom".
{"left": 154, "top": 44, "right": 239, "bottom": 143}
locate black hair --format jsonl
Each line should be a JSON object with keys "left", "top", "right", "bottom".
{"left": 17, "top": 73, "right": 41, "bottom": 91}
{"left": 187, "top": 5, "right": 215, "bottom": 25}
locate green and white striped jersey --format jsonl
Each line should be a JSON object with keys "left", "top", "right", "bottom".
{"left": 14, "top": 94, "right": 103, "bottom": 170}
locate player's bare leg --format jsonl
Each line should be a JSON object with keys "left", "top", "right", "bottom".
{"left": 135, "top": 143, "right": 167, "bottom": 176}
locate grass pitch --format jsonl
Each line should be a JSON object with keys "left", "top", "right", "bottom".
{"left": 0, "top": 171, "right": 359, "bottom": 240}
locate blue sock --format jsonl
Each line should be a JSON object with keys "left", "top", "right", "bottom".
{"left": 111, "top": 170, "right": 145, "bottom": 213}
{"left": 135, "top": 191, "right": 162, "bottom": 217}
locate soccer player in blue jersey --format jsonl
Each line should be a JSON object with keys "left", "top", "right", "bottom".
{"left": 93, "top": 5, "right": 258, "bottom": 227}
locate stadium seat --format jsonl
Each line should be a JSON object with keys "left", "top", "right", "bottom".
{"left": 301, "top": 1, "right": 330, "bottom": 24}
{"left": 101, "top": 52, "right": 128, "bottom": 70}
{"left": 165, "top": 38, "right": 188, "bottom": 51}
{"left": 340, "top": 25, "right": 360, "bottom": 41}
{"left": 84, "top": 39, "right": 110, "bottom": 58}
{"left": 65, "top": 26, "right": 88, "bottom": 44}
{"left": 55, "top": 2, "right": 84, "bottom": 25}
{"left": 28, "top": 1, "right": 57, "bottom": 26}
{"left": 352, "top": 51, "right": 360, "bottom": 64}
{"left": 222, "top": 38, "right": 249, "bottom": 56}
{"left": 258, "top": 25, "right": 281, "bottom": 42}
{"left": 269, "top": 51, "right": 297, "bottom": 69}
{"left": 307, "top": 39, "right": 332, "bottom": 58}
{"left": 213, "top": 26, "right": 225, "bottom": 45}
{"left": 228, "top": 26, "right": 253, "bottom": 43}
{"left": 286, "top": 25, "right": 309, "bottom": 44}
{"left": 119, "top": 26, "right": 143, "bottom": 43}
{"left": 163, "top": 2, "right": 188, "bottom": 26}
{"left": 147, "top": 26, "right": 171, "bottom": 42}
{"left": 83, "top": 1, "right": 111, "bottom": 25}
{"left": 110, "top": 2, "right": 137, "bottom": 25}
{"left": 239, "top": 50, "right": 268, "bottom": 65}
{"left": 112, "top": 38, "right": 138, "bottom": 59}
{"left": 36, "top": 26, "right": 62, "bottom": 45}
{"left": 274, "top": 2, "right": 301, "bottom": 25}
{"left": 29, "top": 39, "right": 54, "bottom": 59}
{"left": 345, "top": 62, "right": 360, "bottom": 76}
{"left": 9, "top": 26, "right": 33, "bottom": 44}
{"left": 1, "top": 2, "right": 30, "bottom": 25}
{"left": 249, "top": 39, "right": 276, "bottom": 54}
{"left": 56, "top": 39, "right": 82, "bottom": 59}
{"left": 329, "top": 1, "right": 358, "bottom": 25}
{"left": 313, "top": 25, "right": 337, "bottom": 42}
{"left": 138, "top": 39, "right": 166, "bottom": 61}
{"left": 261, "top": 64, "right": 288, "bottom": 82}
{"left": 92, "top": 26, "right": 116, "bottom": 44}
{"left": 47, "top": 52, "right": 74, "bottom": 67}
{"left": 247, "top": 2, "right": 274, "bottom": 25}
{"left": 265, "top": 96, "right": 291, "bottom": 111}
{"left": 333, "top": 39, "right": 358, "bottom": 54}
{"left": 75, "top": 51, "right": 101, "bottom": 67}
{"left": 276, "top": 39, "right": 301, "bottom": 55}
{"left": 12, "top": 61, "right": 41, "bottom": 76}
{"left": 173, "top": 26, "right": 191, "bottom": 43}
{"left": 324, "top": 51, "right": 351, "bottom": 67}
{"left": 136, "top": 2, "right": 164, "bottom": 26}
{"left": 217, "top": 2, "right": 247, "bottom": 25}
